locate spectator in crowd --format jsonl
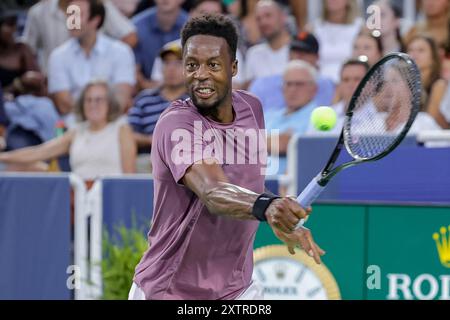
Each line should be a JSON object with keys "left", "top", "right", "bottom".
{"left": 0, "top": 10, "right": 39, "bottom": 91}
{"left": 374, "top": 0, "right": 405, "bottom": 54}
{"left": 0, "top": 80, "right": 137, "bottom": 180}
{"left": 48, "top": 0, "right": 136, "bottom": 127}
{"left": 128, "top": 40, "right": 187, "bottom": 154}
{"left": 404, "top": 0, "right": 450, "bottom": 54}
{"left": 3, "top": 71, "right": 59, "bottom": 153}
{"left": 438, "top": 83, "right": 450, "bottom": 129}
{"left": 407, "top": 34, "right": 448, "bottom": 127}
{"left": 352, "top": 30, "right": 384, "bottom": 66}
{"left": 111, "top": 0, "right": 140, "bottom": 17}
{"left": 226, "top": 0, "right": 261, "bottom": 50}
{"left": 151, "top": 0, "right": 246, "bottom": 89}
{"left": 306, "top": 58, "right": 369, "bottom": 135}
{"left": 265, "top": 60, "right": 319, "bottom": 175}
{"left": 133, "top": 0, "right": 195, "bottom": 15}
{"left": 23, "top": 0, "right": 137, "bottom": 73}
{"left": 133, "top": 0, "right": 188, "bottom": 90}
{"left": 245, "top": 0, "right": 291, "bottom": 86}
{"left": 374, "top": 63, "right": 442, "bottom": 134}
{"left": 250, "top": 31, "right": 335, "bottom": 114}
{"left": 441, "top": 51, "right": 450, "bottom": 81}
{"left": 0, "top": 86, "right": 7, "bottom": 151}
{"left": 307, "top": 0, "right": 363, "bottom": 83}
{"left": 190, "top": 0, "right": 227, "bottom": 15}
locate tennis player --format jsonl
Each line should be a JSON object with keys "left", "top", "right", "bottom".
{"left": 129, "top": 14, "right": 325, "bottom": 300}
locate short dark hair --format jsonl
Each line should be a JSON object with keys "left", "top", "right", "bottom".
{"left": 69, "top": 0, "right": 105, "bottom": 29}
{"left": 181, "top": 14, "right": 238, "bottom": 61}
{"left": 341, "top": 58, "right": 370, "bottom": 74}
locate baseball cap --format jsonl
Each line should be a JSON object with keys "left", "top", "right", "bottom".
{"left": 290, "top": 31, "right": 319, "bottom": 55}
{"left": 160, "top": 39, "right": 182, "bottom": 59}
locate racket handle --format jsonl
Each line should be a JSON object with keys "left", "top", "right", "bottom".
{"left": 295, "top": 175, "right": 326, "bottom": 229}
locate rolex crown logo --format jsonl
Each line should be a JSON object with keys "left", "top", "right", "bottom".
{"left": 433, "top": 226, "right": 450, "bottom": 268}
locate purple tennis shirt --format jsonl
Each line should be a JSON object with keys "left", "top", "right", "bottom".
{"left": 133, "top": 90, "right": 267, "bottom": 299}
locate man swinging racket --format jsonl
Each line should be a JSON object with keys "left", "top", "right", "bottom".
{"left": 129, "top": 14, "right": 325, "bottom": 300}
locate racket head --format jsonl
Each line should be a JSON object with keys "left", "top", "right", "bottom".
{"left": 343, "top": 53, "right": 421, "bottom": 162}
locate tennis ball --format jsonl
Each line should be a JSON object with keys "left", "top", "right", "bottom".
{"left": 311, "top": 106, "right": 337, "bottom": 131}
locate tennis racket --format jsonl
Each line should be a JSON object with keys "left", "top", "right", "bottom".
{"left": 296, "top": 52, "right": 421, "bottom": 228}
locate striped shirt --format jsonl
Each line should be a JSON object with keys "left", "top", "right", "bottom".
{"left": 128, "top": 88, "right": 188, "bottom": 136}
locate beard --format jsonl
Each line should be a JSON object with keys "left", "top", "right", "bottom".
{"left": 190, "top": 86, "right": 230, "bottom": 120}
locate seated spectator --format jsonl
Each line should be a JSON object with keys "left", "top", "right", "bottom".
{"left": 0, "top": 80, "right": 137, "bottom": 180}
{"left": 372, "top": 63, "right": 441, "bottom": 134}
{"left": 352, "top": 30, "right": 383, "bottom": 67}
{"left": 226, "top": 0, "right": 262, "bottom": 52}
{"left": 134, "top": 0, "right": 196, "bottom": 14}
{"left": 441, "top": 51, "right": 450, "bottom": 82}
{"left": 374, "top": 0, "right": 405, "bottom": 54}
{"left": 306, "top": 58, "right": 369, "bottom": 135}
{"left": 265, "top": 60, "right": 319, "bottom": 175}
{"left": 407, "top": 34, "right": 448, "bottom": 127}
{"left": 151, "top": 0, "right": 246, "bottom": 89}
{"left": 436, "top": 83, "right": 450, "bottom": 129}
{"left": 48, "top": 0, "right": 136, "bottom": 127}
{"left": 133, "top": 0, "right": 189, "bottom": 90}
{"left": 404, "top": 0, "right": 449, "bottom": 54}
{"left": 3, "top": 71, "right": 59, "bottom": 151}
{"left": 249, "top": 31, "right": 335, "bottom": 113}
{"left": 0, "top": 10, "right": 39, "bottom": 91}
{"left": 128, "top": 40, "right": 188, "bottom": 153}
{"left": 0, "top": 86, "right": 7, "bottom": 151}
{"left": 111, "top": 0, "right": 140, "bottom": 17}
{"left": 245, "top": 0, "right": 291, "bottom": 86}
{"left": 307, "top": 0, "right": 363, "bottom": 83}
{"left": 22, "top": 0, "right": 137, "bottom": 73}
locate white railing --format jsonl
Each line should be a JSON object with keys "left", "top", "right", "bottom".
{"left": 416, "top": 130, "right": 450, "bottom": 144}
{"left": 85, "top": 180, "right": 103, "bottom": 299}
{"left": 70, "top": 174, "right": 89, "bottom": 300}
{"left": 70, "top": 174, "right": 153, "bottom": 300}
{"left": 70, "top": 174, "right": 103, "bottom": 300}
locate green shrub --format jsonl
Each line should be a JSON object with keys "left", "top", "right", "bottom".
{"left": 101, "top": 224, "right": 148, "bottom": 300}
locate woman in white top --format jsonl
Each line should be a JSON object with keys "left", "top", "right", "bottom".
{"left": 0, "top": 80, "right": 137, "bottom": 180}
{"left": 308, "top": 0, "right": 363, "bottom": 83}
{"left": 374, "top": 0, "right": 405, "bottom": 55}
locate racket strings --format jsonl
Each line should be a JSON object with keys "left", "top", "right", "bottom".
{"left": 346, "top": 57, "right": 421, "bottom": 160}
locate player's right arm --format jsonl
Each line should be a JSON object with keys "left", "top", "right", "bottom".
{"left": 182, "top": 161, "right": 324, "bottom": 263}
{"left": 182, "top": 159, "right": 307, "bottom": 234}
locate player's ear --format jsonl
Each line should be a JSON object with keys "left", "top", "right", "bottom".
{"left": 231, "top": 59, "right": 238, "bottom": 77}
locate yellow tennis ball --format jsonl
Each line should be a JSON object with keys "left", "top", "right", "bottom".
{"left": 311, "top": 106, "right": 337, "bottom": 131}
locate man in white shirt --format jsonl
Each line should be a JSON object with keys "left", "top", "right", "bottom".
{"left": 244, "top": 0, "right": 291, "bottom": 86}
{"left": 48, "top": 0, "right": 136, "bottom": 126}
{"left": 22, "top": 0, "right": 137, "bottom": 73}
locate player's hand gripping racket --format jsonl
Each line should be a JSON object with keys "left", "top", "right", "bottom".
{"left": 296, "top": 53, "right": 421, "bottom": 228}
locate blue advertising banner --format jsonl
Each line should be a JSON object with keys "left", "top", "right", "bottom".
{"left": 0, "top": 175, "right": 71, "bottom": 299}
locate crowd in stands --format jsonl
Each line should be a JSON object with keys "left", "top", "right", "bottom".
{"left": 0, "top": 0, "right": 449, "bottom": 179}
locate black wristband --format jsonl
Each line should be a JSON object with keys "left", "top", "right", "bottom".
{"left": 252, "top": 193, "right": 281, "bottom": 222}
